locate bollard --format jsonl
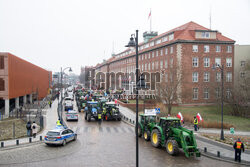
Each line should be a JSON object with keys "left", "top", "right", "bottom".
{"left": 29, "top": 137, "right": 32, "bottom": 143}
{"left": 16, "top": 139, "right": 19, "bottom": 145}
{"left": 40, "top": 136, "right": 42, "bottom": 141}
{"left": 217, "top": 151, "right": 220, "bottom": 157}
{"left": 204, "top": 147, "right": 207, "bottom": 153}
{"left": 133, "top": 120, "right": 135, "bottom": 124}
{"left": 129, "top": 119, "right": 131, "bottom": 122}
{"left": 1, "top": 142, "right": 4, "bottom": 147}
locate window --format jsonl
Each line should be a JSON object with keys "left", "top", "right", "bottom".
{"left": 141, "top": 64, "right": 144, "bottom": 71}
{"left": 170, "top": 47, "right": 173, "bottom": 54}
{"left": 148, "top": 53, "right": 150, "bottom": 59}
{"left": 150, "top": 41, "right": 154, "bottom": 47}
{"left": 160, "top": 49, "right": 163, "bottom": 56}
{"left": 169, "top": 33, "right": 174, "bottom": 40}
{"left": 152, "top": 62, "right": 154, "bottom": 70}
{"left": 226, "top": 58, "right": 232, "bottom": 67}
{"left": 226, "top": 72, "right": 232, "bottom": 82}
{"left": 145, "top": 54, "right": 147, "bottom": 60}
{"left": 160, "top": 60, "right": 163, "bottom": 69}
{"left": 216, "top": 45, "right": 221, "bottom": 52}
{"left": 216, "top": 72, "right": 221, "bottom": 82}
{"left": 155, "top": 61, "right": 159, "bottom": 69}
{"left": 156, "top": 39, "right": 161, "bottom": 44}
{"left": 192, "top": 57, "right": 199, "bottom": 67}
{"left": 215, "top": 87, "right": 221, "bottom": 98}
{"left": 204, "top": 57, "right": 210, "bottom": 67}
{"left": 165, "top": 60, "right": 168, "bottom": 68}
{"left": 165, "top": 48, "right": 168, "bottom": 55}
{"left": 240, "top": 72, "right": 245, "bottom": 78}
{"left": 156, "top": 50, "right": 158, "bottom": 57}
{"left": 162, "top": 36, "right": 168, "bottom": 42}
{"left": 203, "top": 88, "right": 209, "bottom": 99}
{"left": 226, "top": 88, "right": 231, "bottom": 99}
{"left": 148, "top": 63, "right": 151, "bottom": 71}
{"left": 192, "top": 72, "right": 198, "bottom": 82}
{"left": 240, "top": 61, "right": 245, "bottom": 67}
{"left": 0, "top": 56, "right": 4, "bottom": 69}
{"left": 204, "top": 45, "right": 209, "bottom": 52}
{"left": 152, "top": 52, "right": 154, "bottom": 58}
{"left": 192, "top": 45, "right": 198, "bottom": 52}
{"left": 0, "top": 78, "right": 4, "bottom": 91}
{"left": 204, "top": 72, "right": 210, "bottom": 82}
{"left": 145, "top": 63, "right": 147, "bottom": 71}
{"left": 202, "top": 32, "right": 210, "bottom": 38}
{"left": 170, "top": 58, "right": 173, "bottom": 68}
{"left": 142, "top": 55, "right": 144, "bottom": 60}
{"left": 193, "top": 88, "right": 198, "bottom": 100}
{"left": 227, "top": 45, "right": 232, "bottom": 53}
{"left": 215, "top": 58, "right": 221, "bottom": 67}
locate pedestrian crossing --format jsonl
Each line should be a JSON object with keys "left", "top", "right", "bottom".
{"left": 70, "top": 126, "right": 135, "bottom": 134}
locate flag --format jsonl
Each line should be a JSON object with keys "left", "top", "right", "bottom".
{"left": 177, "top": 112, "right": 184, "bottom": 122}
{"left": 196, "top": 113, "right": 203, "bottom": 122}
{"left": 148, "top": 10, "right": 151, "bottom": 20}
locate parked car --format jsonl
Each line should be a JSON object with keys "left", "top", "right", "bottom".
{"left": 44, "top": 127, "right": 77, "bottom": 146}
{"left": 66, "top": 110, "right": 78, "bottom": 121}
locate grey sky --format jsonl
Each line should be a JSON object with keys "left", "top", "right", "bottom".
{"left": 0, "top": 0, "right": 249, "bottom": 75}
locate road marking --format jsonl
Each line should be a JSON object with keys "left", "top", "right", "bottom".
{"left": 106, "top": 127, "right": 111, "bottom": 133}
{"left": 99, "top": 127, "right": 103, "bottom": 132}
{"left": 127, "top": 127, "right": 134, "bottom": 133}
{"left": 84, "top": 127, "right": 88, "bottom": 133}
{"left": 113, "top": 127, "right": 119, "bottom": 133}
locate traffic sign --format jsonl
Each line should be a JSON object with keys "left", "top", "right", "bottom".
{"left": 230, "top": 127, "right": 235, "bottom": 134}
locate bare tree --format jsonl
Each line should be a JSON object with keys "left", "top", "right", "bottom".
{"left": 156, "top": 66, "right": 182, "bottom": 115}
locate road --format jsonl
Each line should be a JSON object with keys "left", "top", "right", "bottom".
{"left": 0, "top": 101, "right": 240, "bottom": 167}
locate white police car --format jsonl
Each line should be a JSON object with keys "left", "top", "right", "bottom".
{"left": 44, "top": 126, "right": 77, "bottom": 146}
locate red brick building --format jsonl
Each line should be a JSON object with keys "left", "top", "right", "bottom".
{"left": 0, "top": 52, "right": 52, "bottom": 117}
{"left": 96, "top": 21, "right": 235, "bottom": 104}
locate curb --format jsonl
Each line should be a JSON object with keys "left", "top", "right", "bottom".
{"left": 0, "top": 140, "right": 43, "bottom": 151}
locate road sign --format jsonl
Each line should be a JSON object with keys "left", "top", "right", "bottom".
{"left": 145, "top": 109, "right": 156, "bottom": 116}
{"left": 230, "top": 127, "right": 235, "bottom": 134}
{"left": 155, "top": 108, "right": 160, "bottom": 114}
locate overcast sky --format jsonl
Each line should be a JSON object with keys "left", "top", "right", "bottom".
{"left": 0, "top": 0, "right": 249, "bottom": 75}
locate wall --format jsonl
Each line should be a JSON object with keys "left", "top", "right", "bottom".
{"left": 8, "top": 53, "right": 51, "bottom": 99}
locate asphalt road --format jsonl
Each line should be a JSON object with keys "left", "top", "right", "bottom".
{"left": 0, "top": 108, "right": 241, "bottom": 167}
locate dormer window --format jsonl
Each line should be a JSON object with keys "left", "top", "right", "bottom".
{"left": 202, "top": 32, "right": 210, "bottom": 38}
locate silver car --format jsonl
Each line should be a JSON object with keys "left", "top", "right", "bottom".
{"left": 44, "top": 127, "right": 77, "bottom": 146}
{"left": 66, "top": 110, "right": 78, "bottom": 121}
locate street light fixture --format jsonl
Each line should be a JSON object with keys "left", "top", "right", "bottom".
{"left": 212, "top": 64, "right": 224, "bottom": 140}
{"left": 126, "top": 30, "right": 139, "bottom": 167}
{"left": 60, "top": 67, "right": 72, "bottom": 125}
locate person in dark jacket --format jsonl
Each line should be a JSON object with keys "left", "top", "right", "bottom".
{"left": 26, "top": 121, "right": 32, "bottom": 137}
{"left": 233, "top": 138, "right": 245, "bottom": 162}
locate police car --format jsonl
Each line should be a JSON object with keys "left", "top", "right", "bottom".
{"left": 44, "top": 126, "right": 77, "bottom": 146}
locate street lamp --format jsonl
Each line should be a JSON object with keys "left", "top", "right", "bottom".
{"left": 212, "top": 64, "right": 224, "bottom": 140}
{"left": 126, "top": 30, "right": 139, "bottom": 167}
{"left": 60, "top": 67, "right": 72, "bottom": 125}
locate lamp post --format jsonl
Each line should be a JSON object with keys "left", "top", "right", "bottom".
{"left": 126, "top": 30, "right": 139, "bottom": 167}
{"left": 60, "top": 67, "right": 72, "bottom": 125}
{"left": 212, "top": 64, "right": 224, "bottom": 140}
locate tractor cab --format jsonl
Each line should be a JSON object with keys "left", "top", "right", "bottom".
{"left": 103, "top": 102, "right": 121, "bottom": 121}
{"left": 84, "top": 101, "right": 100, "bottom": 122}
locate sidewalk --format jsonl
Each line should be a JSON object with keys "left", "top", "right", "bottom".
{"left": 119, "top": 105, "right": 250, "bottom": 165}
{"left": 0, "top": 99, "right": 59, "bottom": 149}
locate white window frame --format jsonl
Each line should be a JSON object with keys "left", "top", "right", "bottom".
{"left": 170, "top": 47, "right": 173, "bottom": 54}
{"left": 160, "top": 60, "right": 163, "bottom": 69}
{"left": 192, "top": 72, "right": 198, "bottom": 82}
{"left": 226, "top": 58, "right": 232, "bottom": 67}
{"left": 227, "top": 45, "right": 232, "bottom": 53}
{"left": 152, "top": 52, "right": 154, "bottom": 58}
{"left": 216, "top": 45, "right": 221, "bottom": 52}
{"left": 216, "top": 72, "right": 221, "bottom": 82}
{"left": 204, "top": 45, "right": 210, "bottom": 53}
{"left": 215, "top": 58, "right": 221, "bottom": 67}
{"left": 170, "top": 58, "right": 173, "bottom": 68}
{"left": 203, "top": 72, "right": 210, "bottom": 82}
{"left": 165, "top": 60, "right": 168, "bottom": 68}
{"left": 192, "top": 57, "right": 199, "bottom": 67}
{"left": 203, "top": 88, "right": 209, "bottom": 99}
{"left": 160, "top": 49, "right": 163, "bottom": 56}
{"left": 165, "top": 48, "right": 168, "bottom": 55}
{"left": 193, "top": 88, "right": 198, "bottom": 100}
{"left": 226, "top": 88, "right": 232, "bottom": 99}
{"left": 215, "top": 87, "right": 221, "bottom": 98}
{"left": 226, "top": 72, "right": 232, "bottom": 82}
{"left": 204, "top": 57, "right": 210, "bottom": 67}
{"left": 240, "top": 61, "right": 245, "bottom": 67}
{"left": 192, "top": 45, "right": 198, "bottom": 52}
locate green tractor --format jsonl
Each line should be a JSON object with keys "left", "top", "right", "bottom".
{"left": 137, "top": 114, "right": 157, "bottom": 141}
{"left": 103, "top": 102, "right": 122, "bottom": 121}
{"left": 150, "top": 117, "right": 200, "bottom": 158}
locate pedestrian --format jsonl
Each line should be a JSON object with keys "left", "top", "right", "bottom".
{"left": 98, "top": 111, "right": 102, "bottom": 125}
{"left": 26, "top": 121, "right": 32, "bottom": 137}
{"left": 31, "top": 121, "right": 38, "bottom": 138}
{"left": 233, "top": 138, "right": 245, "bottom": 162}
{"left": 49, "top": 100, "right": 52, "bottom": 108}
{"left": 193, "top": 116, "right": 198, "bottom": 131}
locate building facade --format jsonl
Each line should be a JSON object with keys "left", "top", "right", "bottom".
{"left": 95, "top": 21, "right": 235, "bottom": 104}
{"left": 0, "top": 52, "right": 52, "bottom": 117}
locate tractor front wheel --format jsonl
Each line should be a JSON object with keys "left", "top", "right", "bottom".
{"left": 143, "top": 130, "right": 150, "bottom": 141}
{"left": 87, "top": 114, "right": 91, "bottom": 122}
{"left": 136, "top": 125, "right": 142, "bottom": 137}
{"left": 166, "top": 140, "right": 179, "bottom": 156}
{"left": 151, "top": 129, "right": 161, "bottom": 148}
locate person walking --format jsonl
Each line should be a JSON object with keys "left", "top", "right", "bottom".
{"left": 26, "top": 121, "right": 32, "bottom": 137}
{"left": 233, "top": 138, "right": 245, "bottom": 162}
{"left": 193, "top": 116, "right": 198, "bottom": 131}
{"left": 49, "top": 100, "right": 52, "bottom": 108}
{"left": 31, "top": 121, "right": 38, "bottom": 138}
{"left": 98, "top": 111, "right": 102, "bottom": 125}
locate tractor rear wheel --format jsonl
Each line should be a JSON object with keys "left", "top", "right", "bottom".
{"left": 143, "top": 130, "right": 150, "bottom": 141}
{"left": 151, "top": 129, "right": 161, "bottom": 148}
{"left": 166, "top": 140, "right": 179, "bottom": 156}
{"left": 85, "top": 113, "right": 87, "bottom": 120}
{"left": 87, "top": 114, "right": 91, "bottom": 122}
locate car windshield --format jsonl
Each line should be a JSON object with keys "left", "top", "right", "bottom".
{"left": 68, "top": 110, "right": 77, "bottom": 114}
{"left": 65, "top": 98, "right": 71, "bottom": 101}
{"left": 47, "top": 131, "right": 60, "bottom": 136}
